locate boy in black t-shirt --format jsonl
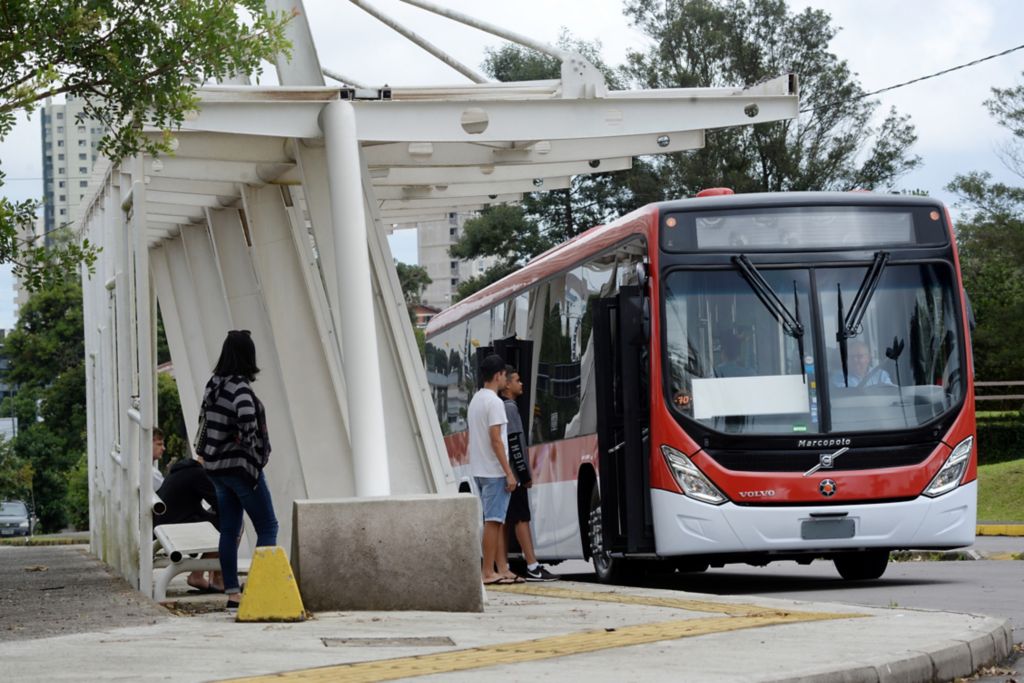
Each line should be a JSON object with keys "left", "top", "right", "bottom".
{"left": 498, "top": 367, "right": 557, "bottom": 582}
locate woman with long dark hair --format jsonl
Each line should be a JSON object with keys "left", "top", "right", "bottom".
{"left": 197, "top": 330, "right": 278, "bottom": 611}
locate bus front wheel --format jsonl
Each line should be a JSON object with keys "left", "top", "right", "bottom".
{"left": 588, "top": 485, "right": 629, "bottom": 584}
{"left": 833, "top": 550, "right": 890, "bottom": 580}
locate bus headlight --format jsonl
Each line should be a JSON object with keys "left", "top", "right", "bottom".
{"left": 661, "top": 445, "right": 727, "bottom": 505}
{"left": 923, "top": 436, "right": 973, "bottom": 498}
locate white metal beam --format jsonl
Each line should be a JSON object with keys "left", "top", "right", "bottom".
{"left": 372, "top": 176, "right": 570, "bottom": 200}
{"left": 143, "top": 158, "right": 294, "bottom": 184}
{"left": 371, "top": 157, "right": 631, "bottom": 185}
{"left": 349, "top": 85, "right": 797, "bottom": 142}
{"left": 378, "top": 193, "right": 522, "bottom": 211}
{"left": 360, "top": 130, "right": 704, "bottom": 166}
{"left": 145, "top": 177, "right": 241, "bottom": 198}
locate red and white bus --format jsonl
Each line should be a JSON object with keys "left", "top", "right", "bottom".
{"left": 425, "top": 191, "right": 976, "bottom": 582}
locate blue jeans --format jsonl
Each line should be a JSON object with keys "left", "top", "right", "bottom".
{"left": 212, "top": 471, "right": 278, "bottom": 595}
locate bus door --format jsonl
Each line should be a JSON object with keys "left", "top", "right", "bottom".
{"left": 493, "top": 336, "right": 534, "bottom": 443}
{"left": 593, "top": 285, "right": 654, "bottom": 554}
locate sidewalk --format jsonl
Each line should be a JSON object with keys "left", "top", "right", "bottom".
{"left": 0, "top": 544, "right": 1014, "bottom": 682}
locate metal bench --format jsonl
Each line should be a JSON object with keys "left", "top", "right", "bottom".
{"left": 152, "top": 522, "right": 249, "bottom": 601}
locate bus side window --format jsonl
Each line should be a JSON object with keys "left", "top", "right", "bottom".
{"left": 426, "top": 320, "right": 470, "bottom": 435}
{"left": 564, "top": 256, "right": 615, "bottom": 438}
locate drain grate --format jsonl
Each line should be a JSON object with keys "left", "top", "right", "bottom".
{"left": 321, "top": 636, "right": 455, "bottom": 648}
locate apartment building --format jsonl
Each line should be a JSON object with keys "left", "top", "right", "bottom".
{"left": 416, "top": 212, "right": 496, "bottom": 311}
{"left": 39, "top": 97, "right": 104, "bottom": 240}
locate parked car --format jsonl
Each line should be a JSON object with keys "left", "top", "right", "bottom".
{"left": 0, "top": 500, "right": 32, "bottom": 537}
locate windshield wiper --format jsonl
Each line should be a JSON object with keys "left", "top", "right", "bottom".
{"left": 836, "top": 250, "right": 890, "bottom": 386}
{"left": 732, "top": 256, "right": 806, "bottom": 382}
{"left": 733, "top": 255, "right": 804, "bottom": 339}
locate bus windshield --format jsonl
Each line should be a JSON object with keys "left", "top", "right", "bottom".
{"left": 818, "top": 263, "right": 964, "bottom": 432}
{"left": 663, "top": 262, "right": 964, "bottom": 435}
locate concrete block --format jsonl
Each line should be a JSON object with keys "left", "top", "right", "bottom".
{"left": 874, "top": 653, "right": 933, "bottom": 683}
{"left": 966, "top": 631, "right": 996, "bottom": 671}
{"left": 291, "top": 495, "right": 482, "bottom": 612}
{"left": 924, "top": 640, "right": 972, "bottom": 682}
{"left": 994, "top": 621, "right": 1014, "bottom": 660}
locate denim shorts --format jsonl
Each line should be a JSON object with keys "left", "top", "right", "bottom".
{"left": 474, "top": 476, "right": 511, "bottom": 523}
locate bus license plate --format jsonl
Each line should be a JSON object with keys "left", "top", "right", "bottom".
{"left": 801, "top": 518, "right": 855, "bottom": 540}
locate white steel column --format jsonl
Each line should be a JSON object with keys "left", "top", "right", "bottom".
{"left": 131, "top": 157, "right": 155, "bottom": 597}
{"left": 321, "top": 100, "right": 390, "bottom": 496}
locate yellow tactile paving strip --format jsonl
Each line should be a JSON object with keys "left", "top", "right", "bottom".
{"left": 487, "top": 583, "right": 784, "bottom": 616}
{"left": 223, "top": 585, "right": 866, "bottom": 683}
{"left": 976, "top": 524, "right": 1024, "bottom": 537}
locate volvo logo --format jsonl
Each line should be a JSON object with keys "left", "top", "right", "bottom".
{"left": 798, "top": 438, "right": 852, "bottom": 448}
{"left": 818, "top": 479, "right": 838, "bottom": 497}
{"left": 803, "top": 447, "right": 850, "bottom": 477}
{"left": 739, "top": 490, "right": 776, "bottom": 498}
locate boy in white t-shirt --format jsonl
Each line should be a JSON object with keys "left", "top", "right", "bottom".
{"left": 467, "top": 353, "right": 518, "bottom": 585}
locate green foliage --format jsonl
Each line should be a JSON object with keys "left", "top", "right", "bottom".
{"left": 0, "top": 266, "right": 86, "bottom": 532}
{"left": 0, "top": 439, "right": 34, "bottom": 502}
{"left": 14, "top": 424, "right": 72, "bottom": 532}
{"left": 452, "top": 36, "right": 662, "bottom": 301}
{"left": 622, "top": 0, "right": 919, "bottom": 194}
{"left": 976, "top": 413, "right": 1024, "bottom": 466}
{"left": 453, "top": 260, "right": 519, "bottom": 303}
{"left": 64, "top": 452, "right": 89, "bottom": 531}
{"left": 451, "top": 6, "right": 919, "bottom": 301}
{"left": 395, "top": 261, "right": 431, "bottom": 305}
{"left": 948, "top": 72, "right": 1024, "bottom": 381}
{"left": 0, "top": 0, "right": 292, "bottom": 291}
{"left": 413, "top": 326, "right": 426, "bottom": 362}
{"left": 156, "top": 306, "right": 171, "bottom": 365}
{"left": 977, "top": 457, "right": 1024, "bottom": 522}
{"left": 157, "top": 372, "right": 188, "bottom": 467}
{"left": 3, "top": 279, "right": 83, "bottom": 388}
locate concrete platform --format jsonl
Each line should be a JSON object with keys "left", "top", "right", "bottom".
{"left": 0, "top": 545, "right": 1014, "bottom": 682}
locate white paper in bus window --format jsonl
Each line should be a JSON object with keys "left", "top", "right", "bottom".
{"left": 692, "top": 374, "right": 809, "bottom": 420}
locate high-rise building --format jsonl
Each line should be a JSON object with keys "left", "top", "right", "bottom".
{"left": 416, "top": 212, "right": 497, "bottom": 311}
{"left": 40, "top": 97, "right": 104, "bottom": 241}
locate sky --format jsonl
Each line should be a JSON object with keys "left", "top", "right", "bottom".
{"left": 1, "top": 0, "right": 1022, "bottom": 329}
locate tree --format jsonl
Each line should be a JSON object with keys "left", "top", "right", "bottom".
{"left": 451, "top": 5, "right": 920, "bottom": 301}
{"left": 0, "top": 1, "right": 292, "bottom": 290}
{"left": 1, "top": 276, "right": 86, "bottom": 531}
{"left": 450, "top": 35, "right": 662, "bottom": 300}
{"left": 622, "top": 0, "right": 919, "bottom": 195}
{"left": 948, "top": 73, "right": 1024, "bottom": 381}
{"left": 0, "top": 439, "right": 33, "bottom": 503}
{"left": 395, "top": 261, "right": 431, "bottom": 305}
{"left": 157, "top": 371, "right": 188, "bottom": 468}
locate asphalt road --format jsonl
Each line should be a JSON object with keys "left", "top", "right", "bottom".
{"left": 556, "top": 536, "right": 1024, "bottom": 646}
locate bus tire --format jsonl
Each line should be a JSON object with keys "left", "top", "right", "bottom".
{"left": 588, "top": 484, "right": 629, "bottom": 584}
{"left": 833, "top": 550, "right": 890, "bottom": 580}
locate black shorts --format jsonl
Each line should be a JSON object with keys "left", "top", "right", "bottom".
{"left": 505, "top": 484, "right": 531, "bottom": 524}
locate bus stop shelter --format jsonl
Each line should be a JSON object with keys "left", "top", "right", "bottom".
{"left": 77, "top": 0, "right": 799, "bottom": 596}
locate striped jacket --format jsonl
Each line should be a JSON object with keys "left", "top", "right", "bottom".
{"left": 198, "top": 375, "right": 271, "bottom": 488}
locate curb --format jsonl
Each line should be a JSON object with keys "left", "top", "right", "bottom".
{"left": 778, "top": 617, "right": 1014, "bottom": 683}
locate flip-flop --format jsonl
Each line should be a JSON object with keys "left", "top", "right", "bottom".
{"left": 188, "top": 585, "right": 224, "bottom": 594}
{"left": 502, "top": 575, "right": 526, "bottom": 583}
{"left": 483, "top": 576, "right": 514, "bottom": 585}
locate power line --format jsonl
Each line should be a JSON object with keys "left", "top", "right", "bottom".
{"left": 801, "top": 42, "right": 1024, "bottom": 114}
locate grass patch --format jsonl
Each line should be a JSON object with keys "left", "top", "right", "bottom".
{"left": 0, "top": 536, "right": 87, "bottom": 547}
{"left": 978, "top": 458, "right": 1024, "bottom": 522}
